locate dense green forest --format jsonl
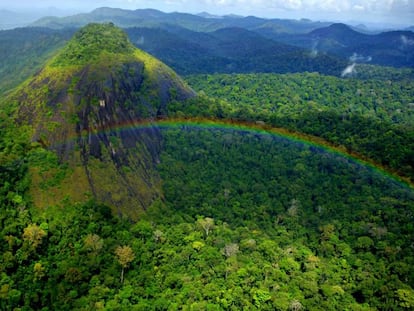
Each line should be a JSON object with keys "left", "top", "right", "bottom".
{"left": 184, "top": 73, "right": 414, "bottom": 182}
{"left": 1, "top": 22, "right": 414, "bottom": 310}
{"left": 0, "top": 27, "right": 73, "bottom": 94}
{"left": 30, "top": 8, "right": 414, "bottom": 70}
{"left": 1, "top": 23, "right": 413, "bottom": 96}
{"left": 1, "top": 122, "right": 414, "bottom": 310}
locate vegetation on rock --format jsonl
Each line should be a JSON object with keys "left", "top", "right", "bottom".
{"left": 0, "top": 20, "right": 413, "bottom": 310}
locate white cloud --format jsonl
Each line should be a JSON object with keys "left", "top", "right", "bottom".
{"left": 341, "top": 63, "right": 356, "bottom": 77}
{"left": 401, "top": 35, "right": 414, "bottom": 46}
{"left": 192, "top": 0, "right": 413, "bottom": 20}
{"left": 353, "top": 4, "right": 365, "bottom": 11}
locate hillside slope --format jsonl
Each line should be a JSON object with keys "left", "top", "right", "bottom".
{"left": 268, "top": 23, "right": 414, "bottom": 68}
{"left": 126, "top": 26, "right": 347, "bottom": 75}
{"left": 1, "top": 23, "right": 195, "bottom": 218}
{"left": 0, "top": 27, "right": 74, "bottom": 94}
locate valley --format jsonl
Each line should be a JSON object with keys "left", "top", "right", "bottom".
{"left": 0, "top": 8, "right": 413, "bottom": 310}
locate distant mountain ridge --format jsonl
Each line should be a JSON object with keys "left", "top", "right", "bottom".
{"left": 0, "top": 8, "right": 79, "bottom": 29}
{"left": 309, "top": 23, "right": 414, "bottom": 68}
{"left": 30, "top": 7, "right": 414, "bottom": 69}
{"left": 31, "top": 7, "right": 332, "bottom": 33}
{"left": 266, "top": 23, "right": 414, "bottom": 68}
{"left": 0, "top": 9, "right": 42, "bottom": 29}
{"left": 124, "top": 26, "right": 347, "bottom": 75}
{"left": 0, "top": 7, "right": 411, "bottom": 93}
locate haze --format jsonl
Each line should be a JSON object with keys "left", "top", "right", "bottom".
{"left": 1, "top": 0, "right": 413, "bottom": 28}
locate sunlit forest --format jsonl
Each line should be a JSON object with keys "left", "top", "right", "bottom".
{"left": 0, "top": 7, "right": 414, "bottom": 310}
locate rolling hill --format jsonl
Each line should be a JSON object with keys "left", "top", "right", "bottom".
{"left": 31, "top": 7, "right": 331, "bottom": 33}
{"left": 0, "top": 21, "right": 413, "bottom": 310}
{"left": 0, "top": 24, "right": 349, "bottom": 93}
{"left": 0, "top": 27, "right": 74, "bottom": 94}
{"left": 268, "top": 23, "right": 414, "bottom": 68}
{"left": 125, "top": 26, "right": 347, "bottom": 75}
{"left": 29, "top": 7, "right": 414, "bottom": 69}
{"left": 1, "top": 8, "right": 413, "bottom": 95}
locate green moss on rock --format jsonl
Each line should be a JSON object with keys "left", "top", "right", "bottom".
{"left": 2, "top": 23, "right": 195, "bottom": 219}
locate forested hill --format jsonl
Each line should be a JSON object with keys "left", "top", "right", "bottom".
{"left": 269, "top": 23, "right": 414, "bottom": 68}
{"left": 0, "top": 23, "right": 195, "bottom": 217}
{"left": 29, "top": 7, "right": 414, "bottom": 69}
{"left": 185, "top": 73, "right": 414, "bottom": 183}
{"left": 31, "top": 7, "right": 331, "bottom": 33}
{"left": 0, "top": 20, "right": 414, "bottom": 310}
{"left": 0, "top": 27, "right": 74, "bottom": 94}
{"left": 125, "top": 26, "right": 347, "bottom": 75}
{"left": 1, "top": 24, "right": 413, "bottom": 97}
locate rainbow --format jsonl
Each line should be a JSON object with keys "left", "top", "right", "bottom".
{"left": 77, "top": 117, "right": 413, "bottom": 190}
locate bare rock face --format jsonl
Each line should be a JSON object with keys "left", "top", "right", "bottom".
{"left": 8, "top": 23, "right": 195, "bottom": 218}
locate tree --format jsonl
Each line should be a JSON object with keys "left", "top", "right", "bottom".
{"left": 252, "top": 288, "right": 271, "bottom": 308}
{"left": 223, "top": 243, "right": 239, "bottom": 258}
{"left": 84, "top": 234, "right": 104, "bottom": 253}
{"left": 288, "top": 199, "right": 300, "bottom": 217}
{"left": 115, "top": 245, "right": 135, "bottom": 283}
{"left": 22, "top": 224, "right": 46, "bottom": 250}
{"left": 197, "top": 217, "right": 215, "bottom": 237}
{"left": 289, "top": 299, "right": 303, "bottom": 311}
{"left": 33, "top": 262, "right": 46, "bottom": 281}
{"left": 320, "top": 224, "right": 335, "bottom": 241}
{"left": 153, "top": 229, "right": 164, "bottom": 243}
{"left": 396, "top": 288, "right": 414, "bottom": 309}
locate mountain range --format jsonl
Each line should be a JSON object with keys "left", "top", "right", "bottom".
{"left": 31, "top": 7, "right": 331, "bottom": 33}
{"left": 270, "top": 23, "right": 414, "bottom": 68}
{"left": 22, "top": 8, "right": 414, "bottom": 71}
{"left": 0, "top": 7, "right": 413, "bottom": 97}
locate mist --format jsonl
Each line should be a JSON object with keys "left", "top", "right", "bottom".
{"left": 341, "top": 63, "right": 356, "bottom": 77}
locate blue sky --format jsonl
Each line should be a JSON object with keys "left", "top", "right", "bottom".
{"left": 2, "top": 0, "right": 413, "bottom": 27}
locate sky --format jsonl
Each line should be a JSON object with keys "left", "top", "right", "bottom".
{"left": 1, "top": 0, "right": 413, "bottom": 27}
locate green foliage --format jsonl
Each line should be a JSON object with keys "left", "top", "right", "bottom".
{"left": 51, "top": 23, "right": 135, "bottom": 67}
{"left": 185, "top": 72, "right": 414, "bottom": 181}
{"left": 0, "top": 27, "right": 73, "bottom": 94}
{"left": 1, "top": 20, "right": 414, "bottom": 311}
{"left": 1, "top": 110, "right": 414, "bottom": 310}
{"left": 156, "top": 126, "right": 414, "bottom": 310}
{"left": 0, "top": 22, "right": 195, "bottom": 218}
{"left": 125, "top": 27, "right": 348, "bottom": 76}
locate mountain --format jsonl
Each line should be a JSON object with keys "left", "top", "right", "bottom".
{"left": 0, "top": 27, "right": 74, "bottom": 94}
{"left": 32, "top": 7, "right": 331, "bottom": 34}
{"left": 2, "top": 23, "right": 195, "bottom": 218}
{"left": 268, "top": 23, "right": 414, "bottom": 68}
{"left": 0, "top": 24, "right": 348, "bottom": 89}
{"left": 126, "top": 26, "right": 348, "bottom": 75}
{"left": 309, "top": 23, "right": 366, "bottom": 45}
{"left": 31, "top": 7, "right": 220, "bottom": 31}
{"left": 1, "top": 18, "right": 414, "bottom": 311}
{"left": 0, "top": 8, "right": 79, "bottom": 30}
{"left": 196, "top": 12, "right": 224, "bottom": 19}
{"left": 0, "top": 9, "right": 44, "bottom": 29}
{"left": 312, "top": 24, "right": 414, "bottom": 68}
{"left": 0, "top": 8, "right": 412, "bottom": 94}
{"left": 28, "top": 7, "right": 414, "bottom": 70}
